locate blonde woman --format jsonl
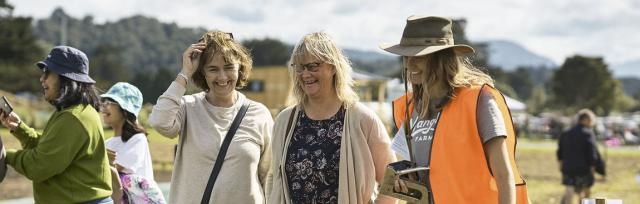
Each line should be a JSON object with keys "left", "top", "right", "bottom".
{"left": 149, "top": 31, "right": 273, "bottom": 204}
{"left": 269, "top": 32, "right": 396, "bottom": 204}
{"left": 382, "top": 16, "right": 529, "bottom": 204}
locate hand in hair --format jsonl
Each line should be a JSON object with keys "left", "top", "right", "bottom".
{"left": 182, "top": 42, "right": 207, "bottom": 76}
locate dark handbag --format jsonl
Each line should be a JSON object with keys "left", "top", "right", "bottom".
{"left": 200, "top": 101, "right": 251, "bottom": 204}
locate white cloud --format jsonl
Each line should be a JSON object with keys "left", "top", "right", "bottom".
{"left": 8, "top": 0, "right": 640, "bottom": 65}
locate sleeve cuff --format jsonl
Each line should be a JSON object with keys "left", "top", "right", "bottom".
{"left": 165, "top": 81, "right": 187, "bottom": 99}
{"left": 5, "top": 149, "right": 18, "bottom": 166}
{"left": 11, "top": 122, "right": 31, "bottom": 139}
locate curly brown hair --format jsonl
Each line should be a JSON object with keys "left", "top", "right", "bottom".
{"left": 191, "top": 31, "right": 253, "bottom": 91}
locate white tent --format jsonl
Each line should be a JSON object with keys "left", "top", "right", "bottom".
{"left": 504, "top": 95, "right": 527, "bottom": 112}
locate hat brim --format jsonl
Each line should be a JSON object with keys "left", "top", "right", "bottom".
{"left": 379, "top": 43, "right": 474, "bottom": 57}
{"left": 36, "top": 60, "right": 96, "bottom": 84}
{"left": 100, "top": 93, "right": 139, "bottom": 117}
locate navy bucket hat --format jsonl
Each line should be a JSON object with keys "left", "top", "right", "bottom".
{"left": 36, "top": 46, "right": 96, "bottom": 84}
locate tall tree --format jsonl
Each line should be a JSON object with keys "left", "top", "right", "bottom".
{"left": 452, "top": 19, "right": 490, "bottom": 68}
{"left": 131, "top": 68, "right": 175, "bottom": 104}
{"left": 527, "top": 85, "right": 547, "bottom": 115}
{"left": 507, "top": 67, "right": 534, "bottom": 100}
{"left": 551, "top": 55, "right": 619, "bottom": 115}
{"left": 0, "top": 1, "right": 45, "bottom": 93}
{"left": 242, "top": 38, "right": 292, "bottom": 66}
{"left": 89, "top": 43, "right": 130, "bottom": 90}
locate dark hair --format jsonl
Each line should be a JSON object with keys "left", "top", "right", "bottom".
{"left": 120, "top": 108, "right": 147, "bottom": 142}
{"left": 51, "top": 76, "right": 101, "bottom": 111}
{"left": 192, "top": 31, "right": 253, "bottom": 91}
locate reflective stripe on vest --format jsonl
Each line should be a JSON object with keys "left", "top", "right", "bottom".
{"left": 391, "top": 85, "right": 529, "bottom": 204}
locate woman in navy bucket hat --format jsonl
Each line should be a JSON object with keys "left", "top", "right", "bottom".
{"left": 0, "top": 46, "right": 113, "bottom": 203}
{"left": 101, "top": 82, "right": 165, "bottom": 204}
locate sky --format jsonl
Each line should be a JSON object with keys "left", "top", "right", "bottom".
{"left": 9, "top": 0, "right": 640, "bottom": 66}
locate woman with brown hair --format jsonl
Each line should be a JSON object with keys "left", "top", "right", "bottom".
{"left": 382, "top": 16, "right": 529, "bottom": 204}
{"left": 149, "top": 31, "right": 273, "bottom": 204}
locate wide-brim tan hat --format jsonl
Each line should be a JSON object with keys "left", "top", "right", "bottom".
{"left": 380, "top": 15, "right": 474, "bottom": 56}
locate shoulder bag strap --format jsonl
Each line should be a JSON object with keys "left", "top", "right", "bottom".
{"left": 200, "top": 100, "right": 251, "bottom": 204}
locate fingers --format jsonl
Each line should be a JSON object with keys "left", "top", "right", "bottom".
{"left": 394, "top": 179, "right": 401, "bottom": 192}
{"left": 184, "top": 43, "right": 206, "bottom": 57}
{"left": 399, "top": 179, "right": 408, "bottom": 193}
{"left": 189, "top": 43, "right": 206, "bottom": 52}
{"left": 393, "top": 178, "right": 409, "bottom": 194}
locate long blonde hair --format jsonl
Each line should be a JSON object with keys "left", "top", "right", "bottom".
{"left": 412, "top": 48, "right": 494, "bottom": 119}
{"left": 287, "top": 32, "right": 359, "bottom": 108}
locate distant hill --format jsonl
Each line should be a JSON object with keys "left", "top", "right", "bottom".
{"left": 343, "top": 49, "right": 399, "bottom": 76}
{"left": 612, "top": 59, "right": 640, "bottom": 78}
{"left": 619, "top": 77, "right": 640, "bottom": 97}
{"left": 485, "top": 40, "right": 556, "bottom": 70}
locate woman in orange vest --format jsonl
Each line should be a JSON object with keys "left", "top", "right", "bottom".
{"left": 379, "top": 15, "right": 529, "bottom": 204}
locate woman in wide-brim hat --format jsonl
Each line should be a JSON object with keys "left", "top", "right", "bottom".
{"left": 382, "top": 15, "right": 530, "bottom": 204}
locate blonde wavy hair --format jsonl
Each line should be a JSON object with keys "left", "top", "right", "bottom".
{"left": 411, "top": 48, "right": 494, "bottom": 119}
{"left": 192, "top": 31, "right": 253, "bottom": 91}
{"left": 287, "top": 32, "right": 359, "bottom": 108}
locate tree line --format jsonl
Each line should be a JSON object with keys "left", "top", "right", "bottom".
{"left": 0, "top": 4, "right": 637, "bottom": 115}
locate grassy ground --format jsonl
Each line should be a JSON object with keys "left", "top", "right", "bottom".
{"left": 2, "top": 129, "right": 639, "bottom": 203}
{"left": 516, "top": 139, "right": 640, "bottom": 203}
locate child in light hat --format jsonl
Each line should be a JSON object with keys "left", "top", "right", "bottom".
{"left": 101, "top": 82, "right": 165, "bottom": 204}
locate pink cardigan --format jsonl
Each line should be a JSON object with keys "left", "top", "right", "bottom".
{"left": 268, "top": 102, "right": 396, "bottom": 204}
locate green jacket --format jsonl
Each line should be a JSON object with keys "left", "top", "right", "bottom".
{"left": 6, "top": 104, "right": 112, "bottom": 204}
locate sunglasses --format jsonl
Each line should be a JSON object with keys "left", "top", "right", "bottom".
{"left": 291, "top": 62, "right": 324, "bottom": 73}
{"left": 100, "top": 99, "right": 119, "bottom": 107}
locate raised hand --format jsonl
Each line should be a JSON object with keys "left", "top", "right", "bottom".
{"left": 181, "top": 42, "right": 207, "bottom": 77}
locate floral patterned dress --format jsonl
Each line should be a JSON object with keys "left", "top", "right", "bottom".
{"left": 285, "top": 107, "right": 345, "bottom": 204}
{"left": 119, "top": 172, "right": 166, "bottom": 204}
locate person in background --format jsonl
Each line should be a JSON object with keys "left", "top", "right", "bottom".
{"left": 149, "top": 31, "right": 273, "bottom": 204}
{"left": 0, "top": 46, "right": 112, "bottom": 203}
{"left": 558, "top": 109, "right": 604, "bottom": 204}
{"left": 101, "top": 82, "right": 165, "bottom": 204}
{"left": 268, "top": 32, "right": 396, "bottom": 204}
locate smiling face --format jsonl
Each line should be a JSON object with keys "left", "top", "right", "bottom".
{"left": 202, "top": 53, "right": 239, "bottom": 100}
{"left": 40, "top": 68, "right": 60, "bottom": 101}
{"left": 295, "top": 55, "right": 336, "bottom": 99}
{"left": 404, "top": 56, "right": 428, "bottom": 85}
{"left": 100, "top": 98, "right": 125, "bottom": 128}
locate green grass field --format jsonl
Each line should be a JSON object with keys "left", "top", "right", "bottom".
{"left": 516, "top": 139, "right": 640, "bottom": 203}
{"left": 2, "top": 129, "right": 639, "bottom": 202}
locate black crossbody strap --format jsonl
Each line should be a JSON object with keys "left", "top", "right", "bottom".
{"left": 200, "top": 100, "right": 251, "bottom": 204}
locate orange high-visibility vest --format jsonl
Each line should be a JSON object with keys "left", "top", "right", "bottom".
{"left": 392, "top": 85, "right": 529, "bottom": 204}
